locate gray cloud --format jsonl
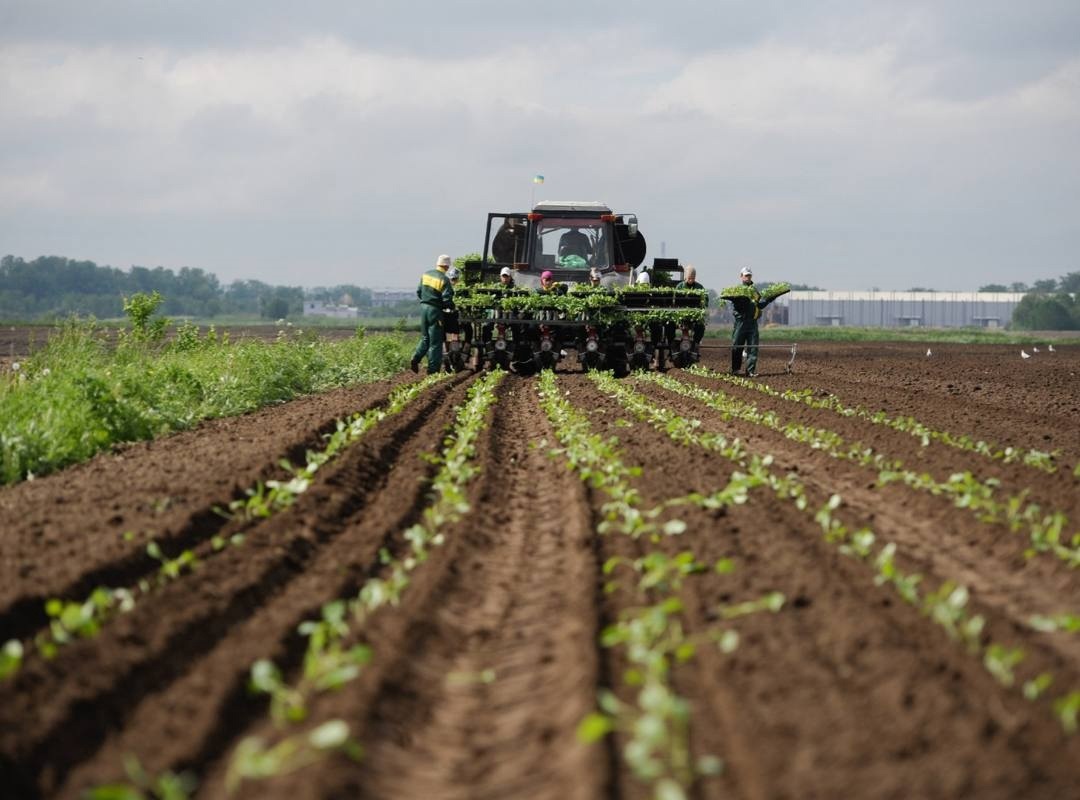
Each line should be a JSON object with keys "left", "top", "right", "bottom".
{"left": 1, "top": 1, "right": 1078, "bottom": 291}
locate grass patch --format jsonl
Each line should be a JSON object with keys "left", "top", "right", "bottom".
{"left": 0, "top": 320, "right": 415, "bottom": 485}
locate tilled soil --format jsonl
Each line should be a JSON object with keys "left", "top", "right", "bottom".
{"left": 2, "top": 341, "right": 1080, "bottom": 799}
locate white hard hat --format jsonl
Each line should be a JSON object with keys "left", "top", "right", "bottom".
{"left": 740, "top": 266, "right": 753, "bottom": 277}
{"left": 436, "top": 254, "right": 452, "bottom": 267}
{"left": 499, "top": 266, "right": 512, "bottom": 277}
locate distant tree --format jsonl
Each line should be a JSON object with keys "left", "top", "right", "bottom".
{"left": 978, "top": 283, "right": 1009, "bottom": 292}
{"left": 1010, "top": 281, "right": 1029, "bottom": 293}
{"left": 1057, "top": 271, "right": 1080, "bottom": 293}
{"left": 259, "top": 286, "right": 304, "bottom": 319}
{"left": 790, "top": 284, "right": 822, "bottom": 291}
{"left": 907, "top": 287, "right": 935, "bottom": 292}
{"left": 1031, "top": 278, "right": 1059, "bottom": 294}
{"left": 1012, "top": 293, "right": 1078, "bottom": 330}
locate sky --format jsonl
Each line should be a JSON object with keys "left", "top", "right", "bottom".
{"left": 1, "top": 1, "right": 1078, "bottom": 291}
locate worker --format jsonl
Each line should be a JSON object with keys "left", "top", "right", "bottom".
{"left": 728, "top": 266, "right": 773, "bottom": 377}
{"left": 558, "top": 227, "right": 592, "bottom": 261}
{"left": 634, "top": 264, "right": 651, "bottom": 285}
{"left": 481, "top": 266, "right": 516, "bottom": 344}
{"left": 675, "top": 265, "right": 707, "bottom": 349}
{"left": 411, "top": 254, "right": 455, "bottom": 374}
{"left": 587, "top": 267, "right": 603, "bottom": 288}
{"left": 537, "top": 269, "right": 567, "bottom": 295}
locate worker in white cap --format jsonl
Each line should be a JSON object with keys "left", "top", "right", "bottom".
{"left": 498, "top": 265, "right": 515, "bottom": 287}
{"left": 728, "top": 266, "right": 773, "bottom": 377}
{"left": 411, "top": 254, "right": 455, "bottom": 374}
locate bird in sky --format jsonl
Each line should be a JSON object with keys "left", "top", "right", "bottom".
{"left": 1021, "top": 349, "right": 1031, "bottom": 359}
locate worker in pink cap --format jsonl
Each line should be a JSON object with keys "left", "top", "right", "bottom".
{"left": 537, "top": 270, "right": 567, "bottom": 295}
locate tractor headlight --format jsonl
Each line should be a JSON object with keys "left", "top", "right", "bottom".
{"left": 586, "top": 339, "right": 598, "bottom": 352}
{"left": 540, "top": 339, "right": 552, "bottom": 352}
{"left": 633, "top": 342, "right": 645, "bottom": 354}
{"left": 494, "top": 339, "right": 506, "bottom": 351}
{"left": 680, "top": 340, "right": 691, "bottom": 351}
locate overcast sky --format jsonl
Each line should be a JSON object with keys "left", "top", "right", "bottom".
{"left": 2, "top": 1, "right": 1078, "bottom": 291}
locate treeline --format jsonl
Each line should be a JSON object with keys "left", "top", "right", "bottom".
{"left": 0, "top": 255, "right": 374, "bottom": 321}
{"left": 981, "top": 272, "right": 1080, "bottom": 331}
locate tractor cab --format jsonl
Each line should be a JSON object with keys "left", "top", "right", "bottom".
{"left": 481, "top": 201, "right": 645, "bottom": 289}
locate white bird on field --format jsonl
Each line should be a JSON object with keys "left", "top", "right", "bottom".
{"left": 926, "top": 348, "right": 932, "bottom": 357}
{"left": 1049, "top": 344, "right": 1056, "bottom": 352}
{"left": 1033, "top": 346, "right": 1040, "bottom": 353}
{"left": 1021, "top": 349, "right": 1031, "bottom": 359}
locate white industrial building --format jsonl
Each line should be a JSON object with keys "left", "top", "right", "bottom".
{"left": 785, "top": 291, "right": 1026, "bottom": 328}
{"left": 303, "top": 300, "right": 359, "bottom": 319}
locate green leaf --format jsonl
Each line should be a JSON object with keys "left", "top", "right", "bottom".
{"left": 576, "top": 712, "right": 614, "bottom": 743}
{"left": 84, "top": 785, "right": 144, "bottom": 800}
{"left": 662, "top": 519, "right": 687, "bottom": 536}
{"left": 655, "top": 777, "right": 688, "bottom": 800}
{"left": 308, "top": 719, "right": 350, "bottom": 749}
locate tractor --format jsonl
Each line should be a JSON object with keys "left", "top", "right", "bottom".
{"left": 453, "top": 201, "right": 708, "bottom": 376}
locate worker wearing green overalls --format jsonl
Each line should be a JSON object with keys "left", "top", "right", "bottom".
{"left": 411, "top": 254, "right": 455, "bottom": 375}
{"left": 729, "top": 266, "right": 773, "bottom": 377}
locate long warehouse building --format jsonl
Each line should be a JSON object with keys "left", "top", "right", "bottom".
{"left": 785, "top": 291, "right": 1026, "bottom": 328}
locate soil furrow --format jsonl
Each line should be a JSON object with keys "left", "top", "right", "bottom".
{"left": 673, "top": 369, "right": 1080, "bottom": 521}
{"left": 629, "top": 378, "right": 1080, "bottom": 672}
{"left": 700, "top": 342, "right": 1080, "bottom": 460}
{"left": 0, "top": 376, "right": 414, "bottom": 633}
{"left": 0, "top": 376, "right": 471, "bottom": 798}
{"left": 562, "top": 374, "right": 1080, "bottom": 800}
{"left": 266, "top": 376, "right": 607, "bottom": 800}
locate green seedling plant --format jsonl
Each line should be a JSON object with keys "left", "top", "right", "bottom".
{"left": 0, "top": 639, "right": 24, "bottom": 680}
{"left": 226, "top": 719, "right": 361, "bottom": 795}
{"left": 33, "top": 586, "right": 136, "bottom": 660}
{"left": 591, "top": 371, "right": 1080, "bottom": 733}
{"left": 1028, "top": 613, "right": 1080, "bottom": 633}
{"left": 85, "top": 753, "right": 196, "bottom": 800}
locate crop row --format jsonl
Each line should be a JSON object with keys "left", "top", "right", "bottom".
{"left": 537, "top": 371, "right": 783, "bottom": 800}
{"left": 590, "top": 371, "right": 1080, "bottom": 735}
{"left": 80, "top": 370, "right": 503, "bottom": 797}
{"left": 646, "top": 372, "right": 1080, "bottom": 570}
{"left": 0, "top": 373, "right": 450, "bottom": 681}
{"left": 690, "top": 366, "right": 1064, "bottom": 473}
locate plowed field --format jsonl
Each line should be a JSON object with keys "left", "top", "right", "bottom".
{"left": 2, "top": 341, "right": 1080, "bottom": 799}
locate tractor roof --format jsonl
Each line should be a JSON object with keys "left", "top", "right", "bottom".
{"left": 531, "top": 201, "right": 612, "bottom": 214}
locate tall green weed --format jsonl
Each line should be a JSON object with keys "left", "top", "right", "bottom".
{"left": 0, "top": 323, "right": 412, "bottom": 485}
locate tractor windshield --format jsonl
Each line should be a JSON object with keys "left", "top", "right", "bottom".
{"left": 535, "top": 218, "right": 611, "bottom": 271}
